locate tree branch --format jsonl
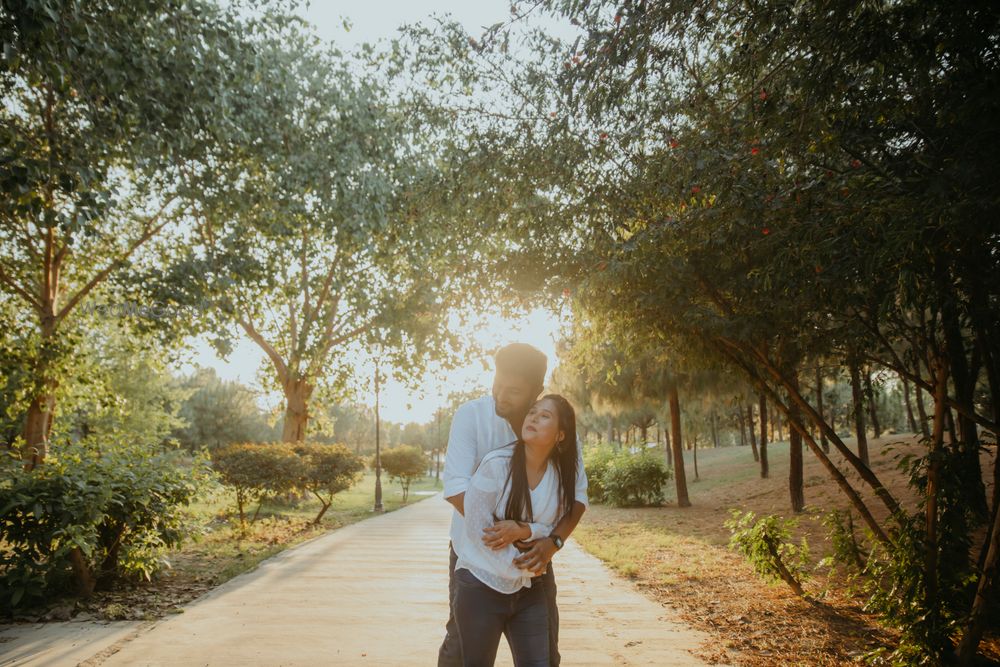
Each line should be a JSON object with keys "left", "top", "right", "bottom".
{"left": 54, "top": 197, "right": 178, "bottom": 325}
{"left": 0, "top": 264, "right": 43, "bottom": 311}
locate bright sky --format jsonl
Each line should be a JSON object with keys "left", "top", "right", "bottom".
{"left": 182, "top": 308, "right": 569, "bottom": 424}
{"left": 180, "top": 1, "right": 575, "bottom": 425}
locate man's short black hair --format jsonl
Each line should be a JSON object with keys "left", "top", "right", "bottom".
{"left": 494, "top": 343, "right": 547, "bottom": 388}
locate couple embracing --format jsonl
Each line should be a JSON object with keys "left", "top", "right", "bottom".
{"left": 437, "top": 343, "right": 589, "bottom": 667}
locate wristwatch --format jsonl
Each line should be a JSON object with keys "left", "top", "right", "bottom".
{"left": 548, "top": 533, "right": 564, "bottom": 550}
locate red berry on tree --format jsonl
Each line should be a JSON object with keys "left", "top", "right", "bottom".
{"left": 614, "top": 14, "right": 622, "bottom": 25}
{"left": 762, "top": 227, "right": 770, "bottom": 235}
{"left": 851, "top": 159, "right": 862, "bottom": 169}
{"left": 759, "top": 89, "right": 767, "bottom": 100}
{"left": 599, "top": 131, "right": 608, "bottom": 140}
{"left": 751, "top": 146, "right": 760, "bottom": 156}
{"left": 691, "top": 185, "right": 701, "bottom": 194}
{"left": 669, "top": 138, "right": 679, "bottom": 149}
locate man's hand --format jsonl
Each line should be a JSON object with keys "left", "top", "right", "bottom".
{"left": 482, "top": 520, "right": 530, "bottom": 550}
{"left": 512, "top": 537, "right": 557, "bottom": 576}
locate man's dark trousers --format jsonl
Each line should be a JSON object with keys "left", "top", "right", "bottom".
{"left": 438, "top": 542, "right": 560, "bottom": 666}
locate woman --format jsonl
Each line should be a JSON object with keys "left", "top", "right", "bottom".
{"left": 452, "top": 394, "right": 579, "bottom": 667}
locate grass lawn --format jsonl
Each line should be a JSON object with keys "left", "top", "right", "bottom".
{"left": 67, "top": 472, "right": 442, "bottom": 623}
{"left": 572, "top": 435, "right": 1000, "bottom": 666}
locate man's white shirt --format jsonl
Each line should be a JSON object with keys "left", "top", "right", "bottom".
{"left": 442, "top": 395, "right": 589, "bottom": 549}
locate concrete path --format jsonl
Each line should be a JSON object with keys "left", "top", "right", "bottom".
{"left": 2, "top": 495, "right": 715, "bottom": 666}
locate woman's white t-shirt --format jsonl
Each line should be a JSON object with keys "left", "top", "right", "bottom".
{"left": 454, "top": 449, "right": 562, "bottom": 594}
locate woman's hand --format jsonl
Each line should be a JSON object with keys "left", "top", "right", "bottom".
{"left": 482, "top": 520, "right": 531, "bottom": 551}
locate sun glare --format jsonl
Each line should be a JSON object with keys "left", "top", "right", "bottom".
{"left": 181, "top": 306, "right": 569, "bottom": 426}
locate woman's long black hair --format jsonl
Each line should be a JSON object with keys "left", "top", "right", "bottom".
{"left": 499, "top": 394, "right": 578, "bottom": 525}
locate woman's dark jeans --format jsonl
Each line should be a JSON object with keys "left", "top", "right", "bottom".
{"left": 439, "top": 543, "right": 559, "bottom": 666}
{"left": 453, "top": 566, "right": 550, "bottom": 667}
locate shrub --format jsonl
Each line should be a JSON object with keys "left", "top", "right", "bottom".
{"left": 293, "top": 443, "right": 364, "bottom": 523}
{"left": 377, "top": 445, "right": 427, "bottom": 502}
{"left": 582, "top": 446, "right": 617, "bottom": 504}
{"left": 211, "top": 443, "right": 299, "bottom": 527}
{"left": 584, "top": 447, "right": 670, "bottom": 507}
{"left": 0, "top": 442, "right": 209, "bottom": 611}
{"left": 725, "top": 510, "right": 811, "bottom": 598}
{"left": 860, "top": 447, "right": 984, "bottom": 665}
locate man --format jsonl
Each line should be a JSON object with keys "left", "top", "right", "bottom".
{"left": 438, "top": 343, "right": 588, "bottom": 666}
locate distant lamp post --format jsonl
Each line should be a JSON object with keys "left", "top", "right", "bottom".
{"left": 373, "top": 356, "right": 384, "bottom": 513}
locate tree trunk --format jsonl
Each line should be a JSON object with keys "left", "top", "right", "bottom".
{"left": 21, "top": 313, "right": 60, "bottom": 469}
{"left": 864, "top": 366, "right": 882, "bottom": 439}
{"left": 789, "top": 370, "right": 805, "bottom": 513}
{"left": 746, "top": 404, "right": 759, "bottom": 462}
{"left": 69, "top": 546, "right": 97, "bottom": 597}
{"left": 737, "top": 408, "right": 747, "bottom": 447}
{"left": 710, "top": 411, "right": 719, "bottom": 448}
{"left": 941, "top": 282, "right": 988, "bottom": 517}
{"left": 668, "top": 384, "right": 690, "bottom": 507}
{"left": 606, "top": 416, "right": 614, "bottom": 448}
{"left": 281, "top": 377, "right": 314, "bottom": 443}
{"left": 925, "top": 355, "right": 949, "bottom": 642}
{"left": 916, "top": 381, "right": 932, "bottom": 439}
{"left": 757, "top": 347, "right": 903, "bottom": 518}
{"left": 759, "top": 394, "right": 769, "bottom": 479}
{"left": 766, "top": 538, "right": 806, "bottom": 597}
{"left": 849, "top": 355, "right": 870, "bottom": 466}
{"left": 958, "top": 496, "right": 1000, "bottom": 664}
{"left": 21, "top": 386, "right": 57, "bottom": 468}
{"left": 715, "top": 343, "right": 892, "bottom": 544}
{"left": 664, "top": 422, "right": 673, "bottom": 468}
{"left": 902, "top": 374, "right": 919, "bottom": 434}
{"left": 816, "top": 365, "right": 829, "bottom": 453}
{"left": 692, "top": 435, "right": 699, "bottom": 481}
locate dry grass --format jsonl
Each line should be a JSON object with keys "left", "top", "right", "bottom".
{"left": 573, "top": 434, "right": 1000, "bottom": 666}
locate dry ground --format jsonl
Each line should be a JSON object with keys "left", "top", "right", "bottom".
{"left": 573, "top": 433, "right": 1000, "bottom": 666}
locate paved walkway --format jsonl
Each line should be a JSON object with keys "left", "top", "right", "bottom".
{"left": 2, "top": 495, "right": 715, "bottom": 666}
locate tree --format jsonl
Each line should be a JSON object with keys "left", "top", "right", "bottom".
{"left": 403, "top": 0, "right": 1000, "bottom": 659}
{"left": 211, "top": 443, "right": 299, "bottom": 529}
{"left": 149, "top": 24, "right": 467, "bottom": 443}
{"left": 378, "top": 445, "right": 427, "bottom": 502}
{"left": 172, "top": 368, "right": 275, "bottom": 452}
{"left": 294, "top": 443, "right": 365, "bottom": 524}
{"left": 542, "top": 0, "right": 999, "bottom": 659}
{"left": 0, "top": 0, "right": 259, "bottom": 466}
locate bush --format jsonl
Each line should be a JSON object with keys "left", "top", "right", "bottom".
{"left": 0, "top": 442, "right": 209, "bottom": 611}
{"left": 584, "top": 447, "right": 670, "bottom": 507}
{"left": 860, "top": 447, "right": 984, "bottom": 665}
{"left": 605, "top": 451, "right": 671, "bottom": 507}
{"left": 211, "top": 443, "right": 299, "bottom": 527}
{"left": 293, "top": 443, "right": 364, "bottom": 523}
{"left": 582, "top": 446, "right": 617, "bottom": 504}
{"left": 725, "top": 510, "right": 811, "bottom": 598}
{"left": 377, "top": 445, "right": 427, "bottom": 502}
